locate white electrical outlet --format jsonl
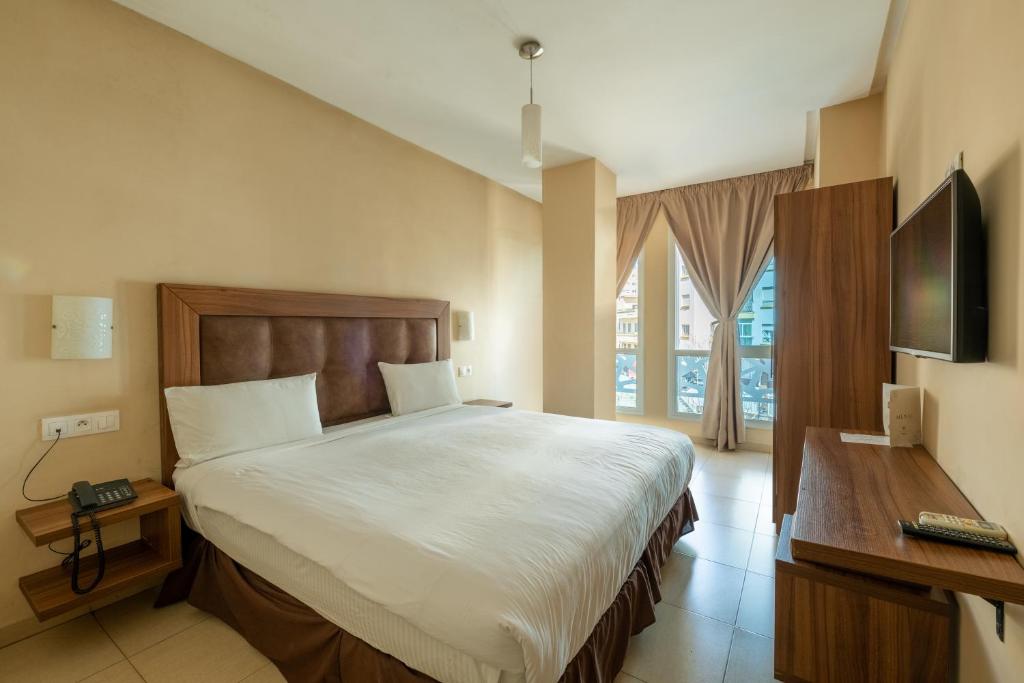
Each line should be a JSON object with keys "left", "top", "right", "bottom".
{"left": 41, "top": 410, "right": 120, "bottom": 441}
{"left": 457, "top": 365, "right": 473, "bottom": 377}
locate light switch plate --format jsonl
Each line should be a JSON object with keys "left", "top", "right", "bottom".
{"left": 41, "top": 410, "right": 119, "bottom": 441}
{"left": 457, "top": 365, "right": 473, "bottom": 377}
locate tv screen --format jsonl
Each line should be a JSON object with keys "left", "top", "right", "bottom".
{"left": 890, "top": 169, "right": 986, "bottom": 362}
{"left": 891, "top": 184, "right": 953, "bottom": 356}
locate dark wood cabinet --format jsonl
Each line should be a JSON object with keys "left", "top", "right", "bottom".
{"left": 772, "top": 177, "right": 893, "bottom": 526}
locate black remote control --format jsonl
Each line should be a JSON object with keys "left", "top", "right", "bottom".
{"left": 899, "top": 520, "right": 1017, "bottom": 555}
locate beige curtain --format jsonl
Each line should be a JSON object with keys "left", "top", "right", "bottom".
{"left": 660, "top": 165, "right": 811, "bottom": 449}
{"left": 616, "top": 192, "right": 661, "bottom": 294}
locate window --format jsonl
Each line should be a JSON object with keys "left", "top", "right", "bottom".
{"left": 738, "top": 321, "right": 753, "bottom": 346}
{"left": 671, "top": 247, "right": 716, "bottom": 417}
{"left": 671, "top": 246, "right": 776, "bottom": 424}
{"left": 616, "top": 258, "right": 642, "bottom": 413}
{"left": 739, "top": 259, "right": 776, "bottom": 423}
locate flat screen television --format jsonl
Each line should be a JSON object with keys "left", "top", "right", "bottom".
{"left": 890, "top": 169, "right": 986, "bottom": 362}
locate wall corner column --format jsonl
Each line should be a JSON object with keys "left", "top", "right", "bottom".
{"left": 541, "top": 158, "right": 617, "bottom": 419}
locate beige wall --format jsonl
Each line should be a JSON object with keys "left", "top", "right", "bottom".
{"left": 542, "top": 158, "right": 617, "bottom": 419}
{"left": 616, "top": 213, "right": 772, "bottom": 451}
{"left": 817, "top": 93, "right": 884, "bottom": 188}
{"left": 593, "top": 162, "right": 618, "bottom": 420}
{"left": 0, "top": 0, "right": 542, "bottom": 633}
{"left": 884, "top": 1, "right": 1024, "bottom": 680}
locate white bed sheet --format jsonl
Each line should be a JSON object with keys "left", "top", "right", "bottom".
{"left": 174, "top": 406, "right": 694, "bottom": 683}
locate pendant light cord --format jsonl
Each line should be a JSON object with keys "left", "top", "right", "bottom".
{"left": 529, "top": 55, "right": 534, "bottom": 104}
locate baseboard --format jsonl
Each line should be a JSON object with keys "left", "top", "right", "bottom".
{"left": 690, "top": 435, "right": 773, "bottom": 454}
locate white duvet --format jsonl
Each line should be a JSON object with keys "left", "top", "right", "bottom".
{"left": 175, "top": 405, "right": 694, "bottom": 683}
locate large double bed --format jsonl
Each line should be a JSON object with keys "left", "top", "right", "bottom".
{"left": 156, "top": 284, "right": 697, "bottom": 683}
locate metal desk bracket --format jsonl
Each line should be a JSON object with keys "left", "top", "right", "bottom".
{"left": 985, "top": 599, "right": 1005, "bottom": 641}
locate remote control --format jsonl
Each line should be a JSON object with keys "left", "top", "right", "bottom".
{"left": 918, "top": 511, "right": 1008, "bottom": 540}
{"left": 899, "top": 520, "right": 1017, "bottom": 555}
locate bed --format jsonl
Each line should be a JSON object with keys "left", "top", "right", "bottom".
{"left": 156, "top": 283, "right": 698, "bottom": 683}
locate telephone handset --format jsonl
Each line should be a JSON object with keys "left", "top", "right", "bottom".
{"left": 69, "top": 480, "right": 137, "bottom": 514}
{"left": 66, "top": 480, "right": 137, "bottom": 594}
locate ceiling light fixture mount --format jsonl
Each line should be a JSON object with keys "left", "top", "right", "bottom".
{"left": 519, "top": 40, "right": 544, "bottom": 169}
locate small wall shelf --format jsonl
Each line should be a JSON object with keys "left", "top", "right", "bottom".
{"left": 15, "top": 478, "right": 181, "bottom": 620}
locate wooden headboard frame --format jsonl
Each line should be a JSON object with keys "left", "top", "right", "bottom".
{"left": 157, "top": 283, "right": 451, "bottom": 487}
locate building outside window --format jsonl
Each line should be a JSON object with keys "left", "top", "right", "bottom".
{"left": 615, "top": 258, "right": 642, "bottom": 413}
{"left": 738, "top": 321, "right": 753, "bottom": 346}
{"left": 671, "top": 245, "right": 775, "bottom": 423}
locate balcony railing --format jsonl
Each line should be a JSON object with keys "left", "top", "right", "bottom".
{"left": 673, "top": 345, "right": 774, "bottom": 423}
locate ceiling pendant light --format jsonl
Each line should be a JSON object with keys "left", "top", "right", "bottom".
{"left": 519, "top": 40, "right": 544, "bottom": 169}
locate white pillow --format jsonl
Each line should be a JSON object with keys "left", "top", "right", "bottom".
{"left": 165, "top": 373, "right": 322, "bottom": 467}
{"left": 378, "top": 359, "right": 462, "bottom": 416}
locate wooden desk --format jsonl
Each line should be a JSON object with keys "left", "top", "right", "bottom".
{"left": 16, "top": 478, "right": 181, "bottom": 620}
{"left": 775, "top": 428, "right": 1024, "bottom": 682}
{"left": 791, "top": 428, "right": 1024, "bottom": 604}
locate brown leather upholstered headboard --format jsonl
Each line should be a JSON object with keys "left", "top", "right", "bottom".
{"left": 157, "top": 284, "right": 450, "bottom": 486}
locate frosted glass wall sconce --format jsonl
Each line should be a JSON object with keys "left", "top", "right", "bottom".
{"left": 454, "top": 311, "right": 475, "bottom": 341}
{"left": 51, "top": 295, "right": 113, "bottom": 359}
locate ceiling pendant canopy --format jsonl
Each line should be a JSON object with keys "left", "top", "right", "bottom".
{"left": 519, "top": 40, "right": 543, "bottom": 169}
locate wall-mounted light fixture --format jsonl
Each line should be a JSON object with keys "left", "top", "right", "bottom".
{"left": 454, "top": 311, "right": 475, "bottom": 341}
{"left": 51, "top": 295, "right": 113, "bottom": 359}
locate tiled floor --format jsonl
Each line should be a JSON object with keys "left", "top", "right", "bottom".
{"left": 0, "top": 444, "right": 776, "bottom": 683}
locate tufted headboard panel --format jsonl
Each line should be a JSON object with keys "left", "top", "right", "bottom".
{"left": 157, "top": 284, "right": 450, "bottom": 486}
{"left": 199, "top": 316, "right": 438, "bottom": 425}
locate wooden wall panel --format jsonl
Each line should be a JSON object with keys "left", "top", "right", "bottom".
{"left": 772, "top": 178, "right": 893, "bottom": 526}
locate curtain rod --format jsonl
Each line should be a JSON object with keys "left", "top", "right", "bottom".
{"left": 618, "top": 163, "right": 813, "bottom": 202}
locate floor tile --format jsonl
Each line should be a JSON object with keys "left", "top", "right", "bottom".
{"left": 748, "top": 533, "right": 779, "bottom": 577}
{"left": 621, "top": 603, "right": 733, "bottom": 683}
{"left": 701, "top": 452, "right": 768, "bottom": 477}
{"left": 660, "top": 553, "right": 745, "bottom": 623}
{"left": 760, "top": 476, "right": 773, "bottom": 506}
{"left": 613, "top": 673, "right": 644, "bottom": 683}
{"left": 692, "top": 493, "right": 759, "bottom": 531}
{"left": 754, "top": 504, "right": 777, "bottom": 536}
{"left": 130, "top": 617, "right": 269, "bottom": 683}
{"left": 240, "top": 664, "right": 287, "bottom": 682}
{"left": 0, "top": 615, "right": 123, "bottom": 683}
{"left": 690, "top": 471, "right": 764, "bottom": 503}
{"left": 95, "top": 587, "right": 209, "bottom": 656}
{"left": 736, "top": 572, "right": 775, "bottom": 638}
{"left": 674, "top": 521, "right": 754, "bottom": 569}
{"left": 80, "top": 660, "right": 145, "bottom": 683}
{"left": 724, "top": 628, "right": 775, "bottom": 683}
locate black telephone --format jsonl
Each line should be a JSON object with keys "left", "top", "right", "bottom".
{"left": 66, "top": 480, "right": 137, "bottom": 594}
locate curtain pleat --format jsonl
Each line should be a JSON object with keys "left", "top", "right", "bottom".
{"left": 615, "top": 192, "right": 661, "bottom": 294}
{"left": 659, "top": 165, "right": 811, "bottom": 449}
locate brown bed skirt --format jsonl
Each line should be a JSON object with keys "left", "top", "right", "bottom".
{"left": 158, "top": 490, "right": 697, "bottom": 683}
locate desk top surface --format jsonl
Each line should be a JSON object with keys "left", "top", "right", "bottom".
{"left": 791, "top": 428, "right": 1024, "bottom": 604}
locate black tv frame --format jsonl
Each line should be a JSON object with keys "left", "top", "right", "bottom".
{"left": 889, "top": 168, "right": 987, "bottom": 362}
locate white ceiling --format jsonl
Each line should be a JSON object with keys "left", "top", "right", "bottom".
{"left": 114, "top": 0, "right": 891, "bottom": 201}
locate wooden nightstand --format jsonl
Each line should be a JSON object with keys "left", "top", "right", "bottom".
{"left": 464, "top": 399, "right": 513, "bottom": 408}
{"left": 15, "top": 478, "right": 181, "bottom": 620}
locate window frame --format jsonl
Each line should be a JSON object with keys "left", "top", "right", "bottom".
{"left": 615, "top": 254, "right": 644, "bottom": 415}
{"left": 667, "top": 239, "right": 775, "bottom": 427}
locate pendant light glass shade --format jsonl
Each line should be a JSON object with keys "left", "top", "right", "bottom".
{"left": 521, "top": 103, "right": 542, "bottom": 169}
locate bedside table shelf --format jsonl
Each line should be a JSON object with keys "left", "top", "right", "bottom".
{"left": 464, "top": 399, "right": 513, "bottom": 408}
{"left": 15, "top": 478, "right": 181, "bottom": 620}
{"left": 19, "top": 539, "right": 178, "bottom": 620}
